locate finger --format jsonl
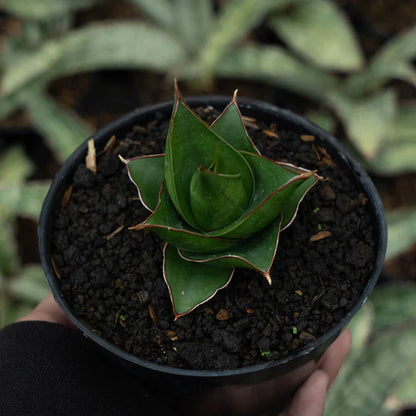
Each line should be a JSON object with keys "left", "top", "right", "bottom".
{"left": 319, "top": 329, "right": 352, "bottom": 386}
{"left": 18, "top": 294, "right": 77, "bottom": 329}
{"left": 281, "top": 370, "right": 329, "bottom": 416}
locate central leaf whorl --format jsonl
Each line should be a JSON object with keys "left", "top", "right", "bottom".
{"left": 189, "top": 160, "right": 253, "bottom": 231}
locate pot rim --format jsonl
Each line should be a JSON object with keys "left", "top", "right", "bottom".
{"left": 39, "top": 95, "right": 387, "bottom": 379}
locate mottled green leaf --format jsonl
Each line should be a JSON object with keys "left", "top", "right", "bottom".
{"left": 213, "top": 45, "right": 339, "bottom": 101}
{"left": 269, "top": 0, "right": 363, "bottom": 71}
{"left": 347, "top": 302, "right": 374, "bottom": 355}
{"left": 128, "top": 0, "right": 174, "bottom": 28}
{"left": 0, "top": 181, "right": 50, "bottom": 219}
{"left": 371, "top": 284, "right": 416, "bottom": 331}
{"left": 179, "top": 216, "right": 281, "bottom": 279}
{"left": 325, "top": 327, "right": 416, "bottom": 416}
{"left": 199, "top": 0, "right": 295, "bottom": 74}
{"left": 0, "top": 298, "right": 33, "bottom": 328}
{"left": 1, "top": 0, "right": 98, "bottom": 20}
{"left": 305, "top": 110, "right": 337, "bottom": 135}
{"left": 369, "top": 140, "right": 416, "bottom": 175}
{"left": 346, "top": 61, "right": 416, "bottom": 96}
{"left": 207, "top": 153, "right": 318, "bottom": 238}
{"left": 367, "top": 104, "right": 416, "bottom": 174}
{"left": 124, "top": 154, "right": 165, "bottom": 212}
{"left": 375, "top": 26, "right": 416, "bottom": 65}
{"left": 385, "top": 208, "right": 416, "bottom": 259}
{"left": 0, "top": 84, "right": 45, "bottom": 122}
{"left": 0, "top": 146, "right": 33, "bottom": 184}
{"left": 211, "top": 94, "right": 259, "bottom": 154}
{"left": 329, "top": 90, "right": 397, "bottom": 159}
{"left": 391, "top": 361, "right": 416, "bottom": 408}
{"left": 389, "top": 104, "right": 416, "bottom": 141}
{"left": 173, "top": 0, "right": 214, "bottom": 53}
{"left": 7, "top": 264, "right": 49, "bottom": 304}
{"left": 346, "top": 27, "right": 416, "bottom": 95}
{"left": 2, "top": 23, "right": 187, "bottom": 95}
{"left": 163, "top": 244, "right": 233, "bottom": 318}
{"left": 164, "top": 91, "right": 254, "bottom": 229}
{"left": 0, "top": 218, "right": 19, "bottom": 277}
{"left": 131, "top": 185, "right": 236, "bottom": 253}
{"left": 26, "top": 92, "right": 92, "bottom": 162}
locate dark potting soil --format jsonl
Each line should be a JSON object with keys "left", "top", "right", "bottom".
{"left": 51, "top": 106, "right": 376, "bottom": 370}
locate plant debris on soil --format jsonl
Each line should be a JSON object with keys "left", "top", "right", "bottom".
{"left": 51, "top": 106, "right": 376, "bottom": 371}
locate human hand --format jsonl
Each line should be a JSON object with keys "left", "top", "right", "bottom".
{"left": 282, "top": 329, "right": 352, "bottom": 416}
{"left": 17, "top": 293, "right": 77, "bottom": 329}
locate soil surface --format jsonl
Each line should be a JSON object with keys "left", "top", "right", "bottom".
{"left": 51, "top": 106, "right": 376, "bottom": 371}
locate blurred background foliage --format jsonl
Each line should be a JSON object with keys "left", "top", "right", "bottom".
{"left": 0, "top": 0, "right": 416, "bottom": 414}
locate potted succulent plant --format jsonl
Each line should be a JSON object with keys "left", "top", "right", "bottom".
{"left": 120, "top": 83, "right": 319, "bottom": 319}
{"left": 39, "top": 83, "right": 386, "bottom": 415}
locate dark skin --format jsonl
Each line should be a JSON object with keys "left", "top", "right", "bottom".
{"left": 18, "top": 294, "right": 351, "bottom": 416}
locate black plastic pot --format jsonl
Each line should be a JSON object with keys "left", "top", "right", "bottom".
{"left": 39, "top": 96, "right": 387, "bottom": 415}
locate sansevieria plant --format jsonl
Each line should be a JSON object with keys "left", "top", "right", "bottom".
{"left": 121, "top": 83, "right": 320, "bottom": 318}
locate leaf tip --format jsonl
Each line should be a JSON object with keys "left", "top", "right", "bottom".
{"left": 86, "top": 138, "right": 97, "bottom": 174}
{"left": 264, "top": 273, "right": 272, "bottom": 285}
{"left": 129, "top": 222, "right": 146, "bottom": 231}
{"left": 301, "top": 169, "right": 318, "bottom": 179}
{"left": 232, "top": 89, "right": 238, "bottom": 102}
{"left": 118, "top": 154, "right": 128, "bottom": 165}
{"left": 174, "top": 78, "right": 182, "bottom": 100}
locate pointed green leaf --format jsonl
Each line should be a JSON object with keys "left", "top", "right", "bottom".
{"left": 385, "top": 208, "right": 416, "bottom": 260}
{"left": 2, "top": 0, "right": 99, "bottom": 20}
{"left": 369, "top": 140, "right": 416, "bottom": 175}
{"left": 0, "top": 181, "right": 50, "bottom": 219}
{"left": 328, "top": 90, "right": 397, "bottom": 159}
{"left": 347, "top": 302, "right": 374, "bottom": 355}
{"left": 0, "top": 146, "right": 34, "bottom": 184}
{"left": 0, "top": 83, "right": 45, "bottom": 122}
{"left": 2, "top": 23, "right": 187, "bottom": 96}
{"left": 305, "top": 110, "right": 337, "bottom": 135}
{"left": 371, "top": 284, "right": 416, "bottom": 331}
{"left": 190, "top": 166, "right": 252, "bottom": 231}
{"left": 173, "top": 0, "right": 214, "bottom": 54}
{"left": 368, "top": 103, "right": 416, "bottom": 174}
{"left": 7, "top": 265, "right": 50, "bottom": 304}
{"left": 128, "top": 0, "right": 174, "bottom": 28}
{"left": 391, "top": 360, "right": 416, "bottom": 408}
{"left": 163, "top": 244, "right": 234, "bottom": 318}
{"left": 346, "top": 61, "right": 416, "bottom": 96}
{"left": 281, "top": 166, "right": 320, "bottom": 229}
{"left": 199, "top": 0, "right": 295, "bottom": 74}
{"left": 207, "top": 153, "right": 318, "bottom": 238}
{"left": 164, "top": 92, "right": 254, "bottom": 229}
{"left": 269, "top": 0, "right": 363, "bottom": 71}
{"left": 374, "top": 25, "right": 416, "bottom": 65}
{"left": 212, "top": 45, "right": 339, "bottom": 101}
{"left": 124, "top": 154, "right": 165, "bottom": 212}
{"left": 1, "top": 299, "right": 34, "bottom": 329}
{"left": 179, "top": 216, "right": 282, "bottom": 279}
{"left": 131, "top": 184, "right": 236, "bottom": 253}
{"left": 325, "top": 327, "right": 416, "bottom": 416}
{"left": 346, "top": 27, "right": 416, "bottom": 95}
{"left": 389, "top": 104, "right": 416, "bottom": 141}
{"left": 26, "top": 91, "right": 92, "bottom": 162}
{"left": 211, "top": 93, "right": 259, "bottom": 154}
{"left": 0, "top": 218, "right": 19, "bottom": 277}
